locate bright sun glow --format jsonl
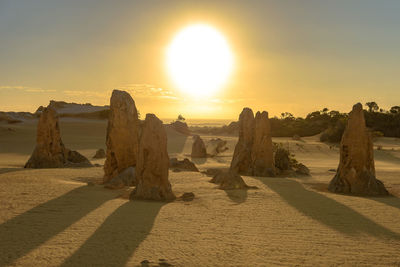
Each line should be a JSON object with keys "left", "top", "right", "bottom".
{"left": 166, "top": 24, "right": 234, "bottom": 97}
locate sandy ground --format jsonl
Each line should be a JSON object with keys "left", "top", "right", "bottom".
{"left": 1, "top": 119, "right": 400, "bottom": 266}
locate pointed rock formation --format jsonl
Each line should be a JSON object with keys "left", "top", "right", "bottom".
{"left": 230, "top": 108, "right": 255, "bottom": 175}
{"left": 93, "top": 148, "right": 106, "bottom": 159}
{"left": 328, "top": 103, "right": 388, "bottom": 196}
{"left": 25, "top": 107, "right": 91, "bottom": 168}
{"left": 191, "top": 135, "right": 207, "bottom": 158}
{"left": 130, "top": 114, "right": 175, "bottom": 201}
{"left": 103, "top": 90, "right": 140, "bottom": 184}
{"left": 230, "top": 108, "right": 275, "bottom": 176}
{"left": 210, "top": 170, "right": 251, "bottom": 190}
{"left": 252, "top": 111, "right": 275, "bottom": 176}
{"left": 169, "top": 158, "right": 199, "bottom": 172}
{"left": 206, "top": 138, "right": 229, "bottom": 157}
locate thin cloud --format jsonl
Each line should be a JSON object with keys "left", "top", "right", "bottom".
{"left": 117, "top": 83, "right": 179, "bottom": 100}
{"left": 62, "top": 90, "right": 110, "bottom": 98}
{"left": 25, "top": 88, "right": 56, "bottom": 93}
{"left": 0, "top": 86, "right": 54, "bottom": 93}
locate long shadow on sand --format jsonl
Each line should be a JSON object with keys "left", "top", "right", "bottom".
{"left": 0, "top": 168, "right": 25, "bottom": 175}
{"left": 370, "top": 196, "right": 400, "bottom": 211}
{"left": 61, "top": 201, "right": 163, "bottom": 267}
{"left": 374, "top": 150, "right": 400, "bottom": 165}
{"left": 0, "top": 186, "right": 115, "bottom": 267}
{"left": 166, "top": 127, "right": 189, "bottom": 155}
{"left": 258, "top": 178, "right": 400, "bottom": 240}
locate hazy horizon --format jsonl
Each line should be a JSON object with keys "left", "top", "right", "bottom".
{"left": 1, "top": 0, "right": 400, "bottom": 119}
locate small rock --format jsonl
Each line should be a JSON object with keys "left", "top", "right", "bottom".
{"left": 180, "top": 192, "right": 195, "bottom": 201}
{"left": 294, "top": 163, "right": 310, "bottom": 176}
{"left": 104, "top": 167, "right": 136, "bottom": 189}
{"left": 170, "top": 120, "right": 190, "bottom": 135}
{"left": 169, "top": 158, "right": 199, "bottom": 172}
{"left": 93, "top": 148, "right": 106, "bottom": 159}
{"left": 206, "top": 138, "right": 229, "bottom": 156}
{"left": 191, "top": 135, "right": 207, "bottom": 158}
{"left": 87, "top": 181, "right": 95, "bottom": 186}
{"left": 210, "top": 171, "right": 252, "bottom": 190}
{"left": 140, "top": 259, "right": 150, "bottom": 267}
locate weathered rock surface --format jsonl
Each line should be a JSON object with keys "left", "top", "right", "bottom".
{"left": 230, "top": 108, "right": 255, "bottom": 175}
{"left": 230, "top": 108, "right": 275, "bottom": 176}
{"left": 170, "top": 120, "right": 191, "bottom": 135}
{"left": 206, "top": 138, "right": 229, "bottom": 156}
{"left": 93, "top": 148, "right": 106, "bottom": 159}
{"left": 251, "top": 111, "right": 275, "bottom": 176}
{"left": 25, "top": 107, "right": 92, "bottom": 168}
{"left": 103, "top": 90, "right": 140, "bottom": 184}
{"left": 328, "top": 103, "right": 388, "bottom": 196}
{"left": 293, "top": 163, "right": 310, "bottom": 176}
{"left": 191, "top": 135, "right": 207, "bottom": 158}
{"left": 104, "top": 167, "right": 136, "bottom": 189}
{"left": 131, "top": 114, "right": 175, "bottom": 201}
{"left": 210, "top": 171, "right": 253, "bottom": 190}
{"left": 65, "top": 150, "right": 92, "bottom": 167}
{"left": 169, "top": 158, "right": 199, "bottom": 172}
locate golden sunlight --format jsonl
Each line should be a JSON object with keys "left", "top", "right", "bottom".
{"left": 166, "top": 24, "right": 234, "bottom": 97}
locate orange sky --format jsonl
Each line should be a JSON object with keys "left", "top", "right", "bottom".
{"left": 1, "top": 1, "right": 400, "bottom": 119}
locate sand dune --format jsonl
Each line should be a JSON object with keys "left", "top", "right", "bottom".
{"left": 1, "top": 119, "right": 400, "bottom": 266}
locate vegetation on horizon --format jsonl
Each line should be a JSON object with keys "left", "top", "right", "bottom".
{"left": 190, "top": 103, "right": 400, "bottom": 142}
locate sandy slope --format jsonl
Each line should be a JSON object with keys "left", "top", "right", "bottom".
{"left": 1, "top": 119, "right": 400, "bottom": 266}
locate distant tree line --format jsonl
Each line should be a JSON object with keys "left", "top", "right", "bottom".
{"left": 190, "top": 102, "right": 400, "bottom": 143}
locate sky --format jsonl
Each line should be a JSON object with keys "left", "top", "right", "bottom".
{"left": 1, "top": 0, "right": 400, "bottom": 119}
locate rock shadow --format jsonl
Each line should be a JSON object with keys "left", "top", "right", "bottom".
{"left": 257, "top": 178, "right": 400, "bottom": 240}
{"left": 225, "top": 189, "right": 248, "bottom": 204}
{"left": 61, "top": 201, "right": 164, "bottom": 266}
{"left": 190, "top": 157, "right": 207, "bottom": 165}
{"left": 0, "top": 168, "right": 25, "bottom": 175}
{"left": 166, "top": 127, "right": 189, "bottom": 154}
{"left": 371, "top": 196, "right": 400, "bottom": 211}
{"left": 0, "top": 186, "right": 115, "bottom": 266}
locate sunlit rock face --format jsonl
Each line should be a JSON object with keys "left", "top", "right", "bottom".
{"left": 191, "top": 135, "right": 207, "bottom": 158}
{"left": 25, "top": 107, "right": 91, "bottom": 168}
{"left": 103, "top": 89, "right": 140, "bottom": 184}
{"left": 251, "top": 111, "right": 275, "bottom": 177}
{"left": 131, "top": 114, "right": 175, "bottom": 201}
{"left": 230, "top": 108, "right": 255, "bottom": 175}
{"left": 329, "top": 103, "right": 388, "bottom": 196}
{"left": 230, "top": 108, "right": 275, "bottom": 177}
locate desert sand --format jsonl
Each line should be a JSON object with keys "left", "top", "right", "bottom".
{"left": 1, "top": 118, "right": 400, "bottom": 266}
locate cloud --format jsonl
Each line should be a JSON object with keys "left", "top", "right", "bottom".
{"left": 25, "top": 88, "right": 56, "bottom": 93}
{"left": 62, "top": 90, "right": 110, "bottom": 98}
{"left": 117, "top": 83, "right": 179, "bottom": 100}
{"left": 0, "top": 86, "right": 55, "bottom": 93}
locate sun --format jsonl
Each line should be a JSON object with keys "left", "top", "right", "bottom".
{"left": 166, "top": 24, "right": 234, "bottom": 97}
